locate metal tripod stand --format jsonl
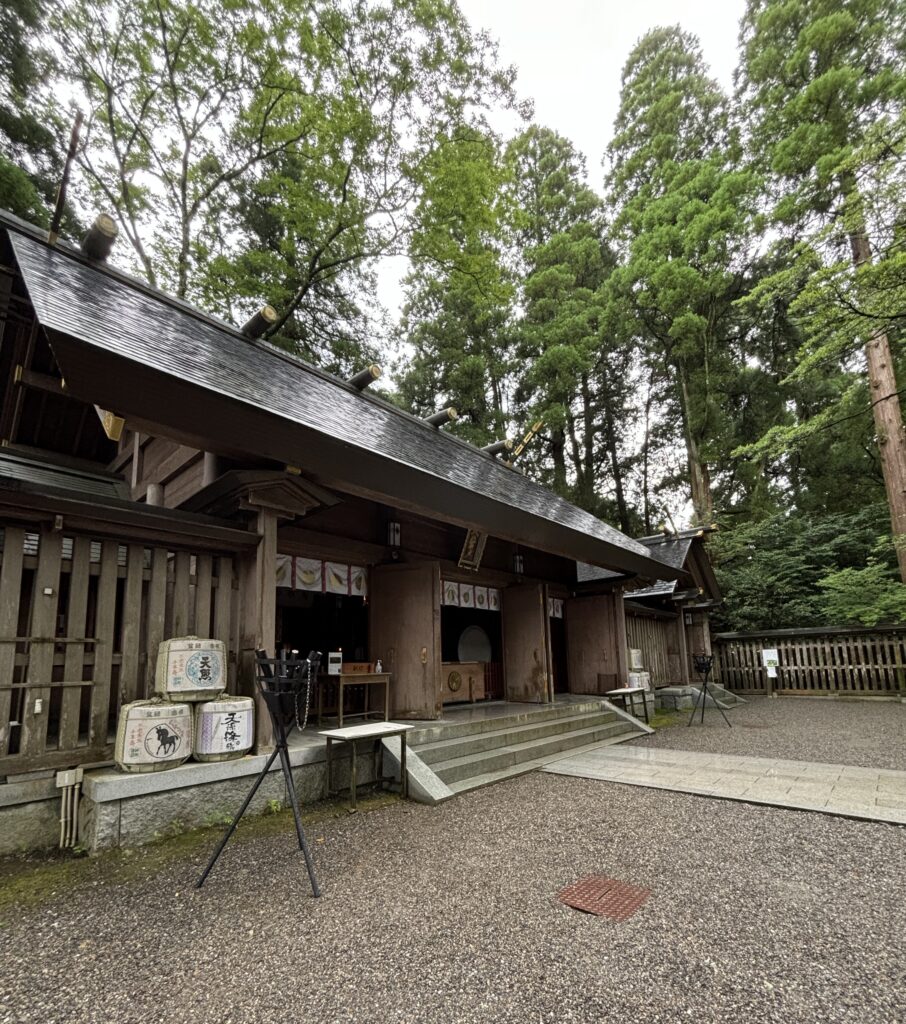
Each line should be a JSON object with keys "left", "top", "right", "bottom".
{"left": 687, "top": 653, "right": 731, "bottom": 728}
{"left": 196, "top": 651, "right": 322, "bottom": 894}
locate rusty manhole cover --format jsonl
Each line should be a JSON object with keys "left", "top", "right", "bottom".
{"left": 558, "top": 875, "right": 651, "bottom": 920}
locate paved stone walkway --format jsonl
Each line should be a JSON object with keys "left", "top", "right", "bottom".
{"left": 543, "top": 744, "right": 906, "bottom": 825}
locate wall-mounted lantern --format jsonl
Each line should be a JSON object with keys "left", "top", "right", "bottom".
{"left": 388, "top": 521, "right": 401, "bottom": 548}
{"left": 513, "top": 552, "right": 524, "bottom": 575}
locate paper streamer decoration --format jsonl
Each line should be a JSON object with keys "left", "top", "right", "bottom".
{"left": 295, "top": 557, "right": 323, "bottom": 592}
{"left": 275, "top": 553, "right": 294, "bottom": 589}
{"left": 325, "top": 562, "right": 349, "bottom": 595}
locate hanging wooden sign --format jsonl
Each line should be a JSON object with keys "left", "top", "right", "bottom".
{"left": 458, "top": 529, "right": 488, "bottom": 571}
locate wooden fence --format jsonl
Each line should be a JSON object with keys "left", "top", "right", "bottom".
{"left": 0, "top": 521, "right": 241, "bottom": 776}
{"left": 714, "top": 627, "right": 906, "bottom": 696}
{"left": 626, "top": 611, "right": 681, "bottom": 686}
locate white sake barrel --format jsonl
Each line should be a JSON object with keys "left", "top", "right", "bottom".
{"left": 115, "top": 699, "right": 193, "bottom": 773}
{"left": 154, "top": 636, "right": 227, "bottom": 701}
{"left": 194, "top": 696, "right": 255, "bottom": 762}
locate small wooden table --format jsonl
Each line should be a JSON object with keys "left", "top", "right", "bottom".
{"left": 606, "top": 686, "right": 650, "bottom": 724}
{"left": 319, "top": 721, "right": 414, "bottom": 810}
{"left": 317, "top": 672, "right": 391, "bottom": 728}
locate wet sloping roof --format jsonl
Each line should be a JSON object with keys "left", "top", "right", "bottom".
{"left": 576, "top": 562, "right": 622, "bottom": 584}
{"left": 5, "top": 220, "right": 680, "bottom": 580}
{"left": 628, "top": 579, "right": 678, "bottom": 599}
{"left": 636, "top": 536, "right": 694, "bottom": 571}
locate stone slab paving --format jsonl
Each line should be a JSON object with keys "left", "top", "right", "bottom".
{"left": 542, "top": 744, "right": 906, "bottom": 824}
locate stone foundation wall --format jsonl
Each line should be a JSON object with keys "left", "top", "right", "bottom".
{"left": 3, "top": 742, "right": 381, "bottom": 856}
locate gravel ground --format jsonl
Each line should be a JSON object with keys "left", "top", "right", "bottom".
{"left": 2, "top": 772, "right": 905, "bottom": 1024}
{"left": 636, "top": 695, "right": 906, "bottom": 770}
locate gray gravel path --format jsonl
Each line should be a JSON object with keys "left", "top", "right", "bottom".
{"left": 3, "top": 772, "right": 905, "bottom": 1024}
{"left": 636, "top": 695, "right": 906, "bottom": 770}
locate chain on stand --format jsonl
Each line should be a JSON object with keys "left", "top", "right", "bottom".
{"left": 294, "top": 660, "right": 313, "bottom": 735}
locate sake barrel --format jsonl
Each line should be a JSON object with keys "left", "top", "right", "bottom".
{"left": 115, "top": 699, "right": 193, "bottom": 773}
{"left": 194, "top": 696, "right": 255, "bottom": 763}
{"left": 154, "top": 636, "right": 226, "bottom": 701}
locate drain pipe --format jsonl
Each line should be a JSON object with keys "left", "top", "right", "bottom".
{"left": 56, "top": 767, "right": 84, "bottom": 849}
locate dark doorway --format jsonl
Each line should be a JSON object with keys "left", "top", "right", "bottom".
{"left": 276, "top": 590, "right": 368, "bottom": 660}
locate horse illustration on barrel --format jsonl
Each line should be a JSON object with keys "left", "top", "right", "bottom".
{"left": 153, "top": 723, "right": 180, "bottom": 757}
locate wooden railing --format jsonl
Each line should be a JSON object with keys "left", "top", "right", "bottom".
{"left": 714, "top": 627, "right": 906, "bottom": 696}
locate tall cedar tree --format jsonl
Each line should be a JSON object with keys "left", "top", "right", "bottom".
{"left": 606, "top": 26, "right": 758, "bottom": 525}
{"left": 399, "top": 128, "right": 513, "bottom": 445}
{"left": 738, "top": 0, "right": 906, "bottom": 577}
{"left": 507, "top": 126, "right": 637, "bottom": 528}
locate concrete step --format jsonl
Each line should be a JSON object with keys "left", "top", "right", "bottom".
{"left": 407, "top": 699, "right": 608, "bottom": 745}
{"left": 414, "top": 709, "right": 621, "bottom": 766}
{"left": 432, "top": 719, "right": 636, "bottom": 785}
{"left": 444, "top": 732, "right": 642, "bottom": 796}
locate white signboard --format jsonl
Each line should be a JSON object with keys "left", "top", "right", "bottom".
{"left": 762, "top": 648, "right": 779, "bottom": 679}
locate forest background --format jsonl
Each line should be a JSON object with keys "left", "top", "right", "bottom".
{"left": 1, "top": 0, "right": 904, "bottom": 631}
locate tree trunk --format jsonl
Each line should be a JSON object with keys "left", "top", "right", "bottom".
{"left": 677, "top": 366, "right": 713, "bottom": 525}
{"left": 604, "top": 406, "right": 630, "bottom": 533}
{"left": 550, "top": 427, "right": 568, "bottom": 495}
{"left": 642, "top": 376, "right": 653, "bottom": 534}
{"left": 849, "top": 229, "right": 906, "bottom": 582}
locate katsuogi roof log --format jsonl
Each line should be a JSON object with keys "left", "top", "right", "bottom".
{"left": 6, "top": 223, "right": 679, "bottom": 579}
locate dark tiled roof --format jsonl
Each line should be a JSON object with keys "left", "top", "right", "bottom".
{"left": 5, "top": 218, "right": 680, "bottom": 579}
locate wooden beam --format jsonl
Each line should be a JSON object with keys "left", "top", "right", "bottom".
{"left": 13, "top": 366, "right": 67, "bottom": 397}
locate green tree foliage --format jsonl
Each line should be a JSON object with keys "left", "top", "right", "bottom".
{"left": 712, "top": 503, "right": 896, "bottom": 630}
{"left": 506, "top": 126, "right": 637, "bottom": 527}
{"left": 736, "top": 0, "right": 906, "bottom": 580}
{"left": 737, "top": 0, "right": 906, "bottom": 412}
{"left": 398, "top": 128, "right": 513, "bottom": 444}
{"left": 56, "top": 0, "right": 518, "bottom": 379}
{"left": 0, "top": 0, "right": 65, "bottom": 224}
{"left": 606, "top": 27, "right": 760, "bottom": 526}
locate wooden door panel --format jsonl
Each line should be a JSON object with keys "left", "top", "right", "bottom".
{"left": 565, "top": 594, "right": 627, "bottom": 694}
{"left": 370, "top": 562, "right": 441, "bottom": 719}
{"left": 502, "top": 583, "right": 550, "bottom": 703}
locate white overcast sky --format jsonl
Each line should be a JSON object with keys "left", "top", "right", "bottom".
{"left": 458, "top": 0, "right": 747, "bottom": 172}
{"left": 380, "top": 0, "right": 746, "bottom": 315}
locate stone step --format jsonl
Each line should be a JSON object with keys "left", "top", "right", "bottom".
{"left": 444, "top": 732, "right": 642, "bottom": 796}
{"left": 407, "top": 699, "right": 608, "bottom": 745}
{"left": 432, "top": 719, "right": 636, "bottom": 785}
{"left": 414, "top": 709, "right": 620, "bottom": 766}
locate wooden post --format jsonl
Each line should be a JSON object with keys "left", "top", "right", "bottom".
{"left": 238, "top": 509, "right": 278, "bottom": 750}
{"left": 676, "top": 605, "right": 691, "bottom": 684}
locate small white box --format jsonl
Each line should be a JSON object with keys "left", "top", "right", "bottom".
{"left": 327, "top": 651, "right": 343, "bottom": 676}
{"left": 628, "top": 648, "right": 644, "bottom": 670}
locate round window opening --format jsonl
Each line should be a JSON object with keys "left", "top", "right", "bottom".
{"left": 458, "top": 625, "right": 492, "bottom": 663}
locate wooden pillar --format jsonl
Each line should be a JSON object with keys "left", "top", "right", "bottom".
{"left": 238, "top": 509, "right": 278, "bottom": 750}
{"left": 676, "top": 605, "right": 691, "bottom": 684}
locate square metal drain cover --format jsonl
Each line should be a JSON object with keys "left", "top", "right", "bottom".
{"left": 558, "top": 875, "right": 651, "bottom": 920}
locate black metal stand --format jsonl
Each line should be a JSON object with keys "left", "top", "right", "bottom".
{"left": 196, "top": 653, "right": 322, "bottom": 895}
{"left": 687, "top": 655, "right": 731, "bottom": 729}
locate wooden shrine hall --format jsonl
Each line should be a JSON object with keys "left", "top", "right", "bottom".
{"left": 0, "top": 208, "right": 681, "bottom": 793}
